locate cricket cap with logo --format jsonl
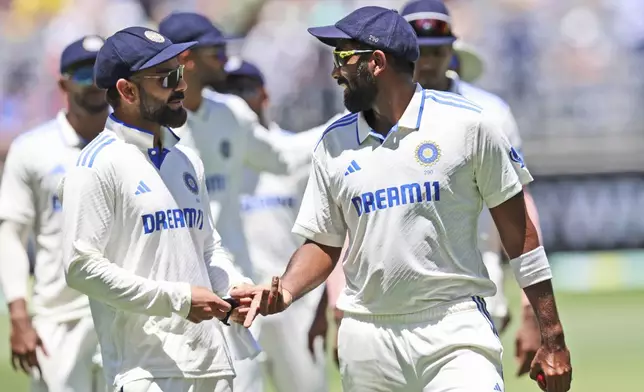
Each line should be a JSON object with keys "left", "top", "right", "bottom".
{"left": 307, "top": 6, "right": 420, "bottom": 63}
{"left": 60, "top": 35, "right": 105, "bottom": 74}
{"left": 400, "top": 0, "right": 457, "bottom": 46}
{"left": 159, "top": 12, "right": 228, "bottom": 48}
{"left": 94, "top": 27, "right": 197, "bottom": 89}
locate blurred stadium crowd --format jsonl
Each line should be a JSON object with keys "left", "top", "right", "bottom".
{"left": 1, "top": 0, "right": 644, "bottom": 255}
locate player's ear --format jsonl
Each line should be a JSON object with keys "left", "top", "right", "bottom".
{"left": 116, "top": 79, "right": 137, "bottom": 104}
{"left": 57, "top": 78, "right": 68, "bottom": 93}
{"left": 373, "top": 50, "right": 387, "bottom": 76}
{"left": 178, "top": 50, "right": 195, "bottom": 71}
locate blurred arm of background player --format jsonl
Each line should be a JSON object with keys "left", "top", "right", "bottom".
{"left": 0, "top": 142, "right": 47, "bottom": 374}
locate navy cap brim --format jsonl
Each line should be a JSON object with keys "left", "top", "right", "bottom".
{"left": 417, "top": 36, "right": 457, "bottom": 47}
{"left": 138, "top": 41, "right": 198, "bottom": 71}
{"left": 307, "top": 25, "right": 352, "bottom": 47}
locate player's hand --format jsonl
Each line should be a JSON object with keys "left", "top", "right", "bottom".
{"left": 307, "top": 304, "right": 328, "bottom": 360}
{"left": 9, "top": 314, "right": 47, "bottom": 375}
{"left": 515, "top": 306, "right": 540, "bottom": 376}
{"left": 187, "top": 286, "right": 232, "bottom": 323}
{"left": 529, "top": 331, "right": 572, "bottom": 392}
{"left": 229, "top": 277, "right": 293, "bottom": 328}
{"left": 332, "top": 308, "right": 343, "bottom": 367}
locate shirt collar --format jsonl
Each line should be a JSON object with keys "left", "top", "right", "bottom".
{"left": 56, "top": 111, "right": 86, "bottom": 148}
{"left": 106, "top": 113, "right": 180, "bottom": 151}
{"left": 357, "top": 83, "right": 427, "bottom": 144}
{"left": 446, "top": 70, "right": 461, "bottom": 94}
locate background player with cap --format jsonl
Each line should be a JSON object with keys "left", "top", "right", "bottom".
{"left": 400, "top": 0, "right": 542, "bottom": 340}
{"left": 224, "top": 58, "right": 335, "bottom": 392}
{"left": 231, "top": 6, "right": 572, "bottom": 392}
{"left": 0, "top": 35, "right": 108, "bottom": 392}
{"left": 59, "top": 27, "right": 254, "bottom": 392}
{"left": 158, "top": 13, "right": 311, "bottom": 392}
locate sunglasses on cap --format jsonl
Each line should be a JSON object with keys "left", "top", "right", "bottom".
{"left": 410, "top": 18, "right": 453, "bottom": 39}
{"left": 64, "top": 65, "right": 95, "bottom": 86}
{"left": 137, "top": 65, "right": 185, "bottom": 89}
{"left": 332, "top": 49, "right": 375, "bottom": 68}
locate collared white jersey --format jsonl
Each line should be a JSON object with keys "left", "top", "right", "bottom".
{"left": 449, "top": 72, "right": 524, "bottom": 254}
{"left": 0, "top": 111, "right": 90, "bottom": 323}
{"left": 293, "top": 84, "right": 533, "bottom": 315}
{"left": 177, "top": 89, "right": 304, "bottom": 280}
{"left": 240, "top": 115, "right": 345, "bottom": 283}
{"left": 60, "top": 115, "right": 241, "bottom": 388}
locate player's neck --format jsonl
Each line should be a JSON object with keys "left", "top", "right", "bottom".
{"left": 67, "top": 109, "right": 108, "bottom": 144}
{"left": 182, "top": 74, "right": 203, "bottom": 113}
{"left": 111, "top": 109, "right": 162, "bottom": 142}
{"left": 368, "top": 80, "right": 416, "bottom": 135}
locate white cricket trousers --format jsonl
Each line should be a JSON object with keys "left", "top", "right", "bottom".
{"left": 119, "top": 377, "right": 233, "bottom": 392}
{"left": 31, "top": 316, "right": 105, "bottom": 392}
{"left": 338, "top": 297, "right": 504, "bottom": 392}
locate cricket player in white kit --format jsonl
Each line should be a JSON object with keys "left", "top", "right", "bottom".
{"left": 232, "top": 6, "right": 573, "bottom": 392}
{"left": 224, "top": 59, "right": 332, "bottom": 392}
{"left": 60, "top": 27, "right": 253, "bottom": 392}
{"left": 158, "top": 13, "right": 310, "bottom": 392}
{"left": 0, "top": 35, "right": 108, "bottom": 392}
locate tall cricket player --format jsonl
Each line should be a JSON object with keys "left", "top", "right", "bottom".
{"left": 225, "top": 59, "right": 333, "bottom": 392}
{"left": 59, "top": 27, "right": 252, "bottom": 392}
{"left": 158, "top": 13, "right": 309, "bottom": 392}
{"left": 0, "top": 35, "right": 107, "bottom": 392}
{"left": 401, "top": 0, "right": 544, "bottom": 373}
{"left": 232, "top": 6, "right": 572, "bottom": 392}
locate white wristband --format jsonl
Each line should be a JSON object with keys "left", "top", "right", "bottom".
{"left": 509, "top": 246, "right": 553, "bottom": 288}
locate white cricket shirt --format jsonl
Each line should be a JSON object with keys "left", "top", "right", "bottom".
{"left": 293, "top": 84, "right": 533, "bottom": 315}
{"left": 60, "top": 114, "right": 246, "bottom": 388}
{"left": 449, "top": 72, "right": 524, "bottom": 255}
{"left": 176, "top": 89, "right": 307, "bottom": 280}
{"left": 0, "top": 111, "right": 90, "bottom": 323}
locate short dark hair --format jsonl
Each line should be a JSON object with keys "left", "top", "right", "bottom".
{"left": 106, "top": 86, "right": 120, "bottom": 108}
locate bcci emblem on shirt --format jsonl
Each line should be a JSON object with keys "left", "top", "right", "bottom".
{"left": 416, "top": 141, "right": 441, "bottom": 166}
{"left": 183, "top": 172, "right": 199, "bottom": 195}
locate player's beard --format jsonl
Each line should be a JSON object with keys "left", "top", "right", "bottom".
{"left": 139, "top": 88, "right": 188, "bottom": 128}
{"left": 341, "top": 60, "right": 378, "bottom": 113}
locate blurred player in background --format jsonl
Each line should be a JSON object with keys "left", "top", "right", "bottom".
{"left": 226, "top": 58, "right": 328, "bottom": 392}
{"left": 233, "top": 5, "right": 572, "bottom": 392}
{"left": 0, "top": 35, "right": 107, "bottom": 392}
{"left": 400, "top": 0, "right": 545, "bottom": 376}
{"left": 60, "top": 27, "right": 251, "bottom": 392}
{"left": 158, "top": 12, "right": 310, "bottom": 392}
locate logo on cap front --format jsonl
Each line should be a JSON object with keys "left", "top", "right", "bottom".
{"left": 82, "top": 36, "right": 104, "bottom": 52}
{"left": 144, "top": 30, "right": 166, "bottom": 43}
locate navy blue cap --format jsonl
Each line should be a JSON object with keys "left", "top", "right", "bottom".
{"left": 94, "top": 27, "right": 197, "bottom": 89}
{"left": 60, "top": 35, "right": 105, "bottom": 74}
{"left": 159, "top": 12, "right": 227, "bottom": 47}
{"left": 224, "top": 57, "right": 264, "bottom": 84}
{"left": 308, "top": 6, "right": 419, "bottom": 63}
{"left": 400, "top": 0, "right": 457, "bottom": 46}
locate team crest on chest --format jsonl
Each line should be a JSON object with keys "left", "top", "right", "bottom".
{"left": 183, "top": 172, "right": 199, "bottom": 195}
{"left": 415, "top": 141, "right": 441, "bottom": 166}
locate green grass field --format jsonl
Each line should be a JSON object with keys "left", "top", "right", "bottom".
{"left": 2, "top": 284, "right": 642, "bottom": 391}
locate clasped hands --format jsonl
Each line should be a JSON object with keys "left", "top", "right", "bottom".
{"left": 227, "top": 276, "right": 293, "bottom": 327}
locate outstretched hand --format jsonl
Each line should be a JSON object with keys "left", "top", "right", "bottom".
{"left": 229, "top": 277, "right": 293, "bottom": 327}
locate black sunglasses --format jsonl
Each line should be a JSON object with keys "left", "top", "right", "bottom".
{"left": 136, "top": 65, "right": 184, "bottom": 89}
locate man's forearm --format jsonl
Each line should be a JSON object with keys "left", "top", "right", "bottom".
{"left": 0, "top": 221, "right": 31, "bottom": 305}
{"left": 281, "top": 240, "right": 342, "bottom": 300}
{"left": 66, "top": 240, "right": 191, "bottom": 318}
{"left": 523, "top": 279, "right": 566, "bottom": 348}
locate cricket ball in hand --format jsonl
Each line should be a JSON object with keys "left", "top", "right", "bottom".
{"left": 536, "top": 373, "right": 547, "bottom": 390}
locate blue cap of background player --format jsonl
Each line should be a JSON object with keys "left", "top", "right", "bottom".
{"left": 60, "top": 35, "right": 105, "bottom": 74}
{"left": 94, "top": 27, "right": 197, "bottom": 89}
{"left": 400, "top": 0, "right": 457, "bottom": 46}
{"left": 224, "top": 57, "right": 264, "bottom": 85}
{"left": 307, "top": 6, "right": 419, "bottom": 63}
{"left": 158, "top": 12, "right": 228, "bottom": 48}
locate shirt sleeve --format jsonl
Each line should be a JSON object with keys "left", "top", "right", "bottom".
{"left": 500, "top": 106, "right": 523, "bottom": 155}
{"left": 292, "top": 154, "right": 346, "bottom": 247}
{"left": 0, "top": 140, "right": 35, "bottom": 224}
{"left": 473, "top": 113, "right": 534, "bottom": 209}
{"left": 61, "top": 165, "right": 192, "bottom": 318}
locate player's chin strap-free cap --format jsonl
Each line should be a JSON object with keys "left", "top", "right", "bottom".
{"left": 307, "top": 6, "right": 420, "bottom": 63}
{"left": 60, "top": 35, "right": 105, "bottom": 74}
{"left": 224, "top": 56, "right": 265, "bottom": 84}
{"left": 400, "top": 0, "right": 458, "bottom": 47}
{"left": 158, "top": 12, "right": 228, "bottom": 47}
{"left": 94, "top": 26, "right": 197, "bottom": 89}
